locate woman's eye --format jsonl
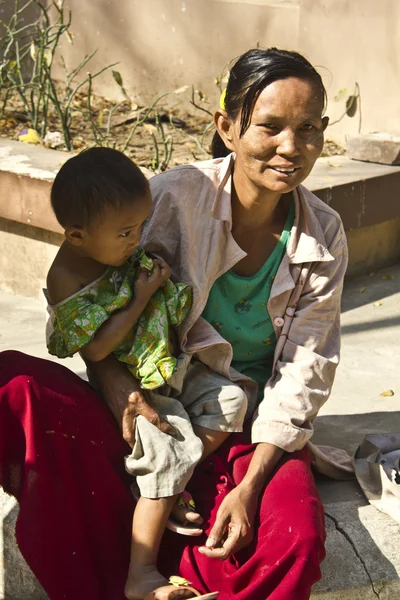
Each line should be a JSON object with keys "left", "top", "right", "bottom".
{"left": 120, "top": 231, "right": 131, "bottom": 238}
{"left": 301, "top": 123, "right": 316, "bottom": 131}
{"left": 263, "top": 123, "right": 278, "bottom": 131}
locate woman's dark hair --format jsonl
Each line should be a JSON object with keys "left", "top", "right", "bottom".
{"left": 51, "top": 147, "right": 149, "bottom": 228}
{"left": 212, "top": 47, "right": 327, "bottom": 158}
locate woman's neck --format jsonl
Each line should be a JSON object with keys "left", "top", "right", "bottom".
{"left": 231, "top": 170, "right": 284, "bottom": 231}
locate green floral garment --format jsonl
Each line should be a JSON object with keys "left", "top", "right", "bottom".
{"left": 47, "top": 249, "right": 192, "bottom": 389}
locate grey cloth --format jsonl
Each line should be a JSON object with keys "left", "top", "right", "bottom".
{"left": 125, "top": 355, "right": 248, "bottom": 498}
{"left": 353, "top": 433, "right": 400, "bottom": 525}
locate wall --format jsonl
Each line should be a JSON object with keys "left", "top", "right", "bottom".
{"left": 48, "top": 0, "right": 400, "bottom": 144}
{"left": 299, "top": 0, "right": 400, "bottom": 141}
{"left": 54, "top": 0, "right": 300, "bottom": 107}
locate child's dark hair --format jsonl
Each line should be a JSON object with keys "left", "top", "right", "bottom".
{"left": 212, "top": 47, "right": 327, "bottom": 158}
{"left": 51, "top": 147, "right": 149, "bottom": 228}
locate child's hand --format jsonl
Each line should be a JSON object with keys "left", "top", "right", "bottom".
{"left": 134, "top": 258, "right": 171, "bottom": 305}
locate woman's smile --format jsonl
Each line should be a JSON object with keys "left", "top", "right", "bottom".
{"left": 267, "top": 164, "right": 302, "bottom": 177}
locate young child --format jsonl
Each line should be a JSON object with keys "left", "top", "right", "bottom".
{"left": 46, "top": 148, "right": 248, "bottom": 600}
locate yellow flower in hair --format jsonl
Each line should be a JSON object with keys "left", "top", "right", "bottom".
{"left": 219, "top": 88, "right": 227, "bottom": 110}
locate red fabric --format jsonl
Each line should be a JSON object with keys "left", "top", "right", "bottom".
{"left": 0, "top": 351, "right": 326, "bottom": 600}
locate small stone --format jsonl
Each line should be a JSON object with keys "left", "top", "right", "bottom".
{"left": 347, "top": 133, "right": 400, "bottom": 165}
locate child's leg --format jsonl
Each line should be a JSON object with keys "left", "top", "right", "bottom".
{"left": 125, "top": 495, "right": 177, "bottom": 600}
{"left": 169, "top": 365, "right": 249, "bottom": 526}
{"left": 194, "top": 425, "right": 231, "bottom": 461}
{"left": 178, "top": 361, "right": 249, "bottom": 446}
{"left": 124, "top": 393, "right": 204, "bottom": 598}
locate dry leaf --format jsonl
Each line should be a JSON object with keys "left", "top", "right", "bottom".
{"left": 173, "top": 85, "right": 189, "bottom": 94}
{"left": 142, "top": 123, "right": 157, "bottom": 134}
{"left": 359, "top": 286, "right": 367, "bottom": 293}
{"left": 380, "top": 390, "right": 394, "bottom": 397}
{"left": 382, "top": 274, "right": 393, "bottom": 280}
{"left": 373, "top": 300, "right": 383, "bottom": 307}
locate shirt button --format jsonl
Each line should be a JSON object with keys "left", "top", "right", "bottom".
{"left": 286, "top": 307, "right": 295, "bottom": 317}
{"left": 274, "top": 317, "right": 284, "bottom": 327}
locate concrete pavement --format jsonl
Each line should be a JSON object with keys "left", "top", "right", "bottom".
{"left": 1, "top": 264, "right": 400, "bottom": 599}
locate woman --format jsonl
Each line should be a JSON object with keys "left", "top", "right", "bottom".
{"left": 0, "top": 48, "right": 347, "bottom": 600}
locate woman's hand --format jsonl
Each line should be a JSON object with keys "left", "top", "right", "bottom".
{"left": 134, "top": 258, "right": 171, "bottom": 305}
{"left": 198, "top": 442, "right": 284, "bottom": 560}
{"left": 198, "top": 482, "right": 258, "bottom": 560}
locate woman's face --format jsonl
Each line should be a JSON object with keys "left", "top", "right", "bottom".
{"left": 222, "top": 77, "right": 328, "bottom": 195}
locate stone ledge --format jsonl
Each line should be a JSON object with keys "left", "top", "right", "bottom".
{"left": 1, "top": 140, "right": 400, "bottom": 298}
{"left": 0, "top": 139, "right": 153, "bottom": 235}
{"left": 303, "top": 155, "right": 400, "bottom": 230}
{"left": 1, "top": 140, "right": 400, "bottom": 234}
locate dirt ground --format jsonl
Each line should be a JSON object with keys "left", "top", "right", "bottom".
{"left": 0, "top": 88, "right": 345, "bottom": 170}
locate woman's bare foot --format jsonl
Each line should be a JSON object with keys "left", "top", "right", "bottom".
{"left": 124, "top": 564, "right": 168, "bottom": 600}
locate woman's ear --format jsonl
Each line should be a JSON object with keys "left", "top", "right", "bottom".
{"left": 65, "top": 226, "right": 85, "bottom": 246}
{"left": 214, "top": 109, "right": 236, "bottom": 153}
{"left": 322, "top": 116, "right": 329, "bottom": 131}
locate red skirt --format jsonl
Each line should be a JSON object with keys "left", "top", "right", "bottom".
{"left": 0, "top": 351, "right": 326, "bottom": 600}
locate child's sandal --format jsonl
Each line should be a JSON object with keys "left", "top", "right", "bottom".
{"left": 144, "top": 576, "right": 218, "bottom": 599}
{"left": 131, "top": 484, "right": 203, "bottom": 536}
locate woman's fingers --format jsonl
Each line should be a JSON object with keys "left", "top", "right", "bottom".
{"left": 198, "top": 510, "right": 229, "bottom": 552}
{"left": 198, "top": 524, "right": 241, "bottom": 559}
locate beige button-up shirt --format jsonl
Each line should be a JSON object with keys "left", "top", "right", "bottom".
{"left": 144, "top": 154, "right": 348, "bottom": 455}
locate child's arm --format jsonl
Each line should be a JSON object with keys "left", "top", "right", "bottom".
{"left": 81, "top": 260, "right": 170, "bottom": 362}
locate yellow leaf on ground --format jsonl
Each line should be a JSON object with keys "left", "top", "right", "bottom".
{"left": 380, "top": 390, "right": 394, "bottom": 397}
{"left": 373, "top": 300, "right": 384, "bottom": 307}
{"left": 382, "top": 274, "right": 394, "bottom": 280}
{"left": 359, "top": 286, "right": 367, "bottom": 293}
{"left": 327, "top": 161, "right": 342, "bottom": 168}
{"left": 169, "top": 576, "right": 192, "bottom": 587}
{"left": 143, "top": 123, "right": 157, "bottom": 134}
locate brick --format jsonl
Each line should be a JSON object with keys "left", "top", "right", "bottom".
{"left": 347, "top": 133, "right": 400, "bottom": 165}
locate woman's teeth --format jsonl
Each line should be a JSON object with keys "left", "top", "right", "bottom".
{"left": 272, "top": 166, "right": 297, "bottom": 175}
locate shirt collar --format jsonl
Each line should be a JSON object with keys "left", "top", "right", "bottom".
{"left": 211, "top": 154, "right": 333, "bottom": 264}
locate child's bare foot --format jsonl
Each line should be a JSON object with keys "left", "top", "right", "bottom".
{"left": 170, "top": 500, "right": 203, "bottom": 528}
{"left": 124, "top": 564, "right": 168, "bottom": 600}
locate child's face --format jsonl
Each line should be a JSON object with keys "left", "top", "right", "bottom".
{"left": 81, "top": 194, "right": 152, "bottom": 266}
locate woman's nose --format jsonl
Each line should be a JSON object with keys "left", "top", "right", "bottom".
{"left": 276, "top": 128, "right": 300, "bottom": 156}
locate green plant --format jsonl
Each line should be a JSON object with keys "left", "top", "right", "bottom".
{"left": 0, "top": 0, "right": 117, "bottom": 149}
{"left": 330, "top": 83, "right": 362, "bottom": 132}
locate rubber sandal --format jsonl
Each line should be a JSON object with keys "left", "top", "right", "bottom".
{"left": 130, "top": 484, "right": 203, "bottom": 536}
{"left": 144, "top": 576, "right": 219, "bottom": 600}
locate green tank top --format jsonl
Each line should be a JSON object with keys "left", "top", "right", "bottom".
{"left": 202, "top": 200, "right": 295, "bottom": 396}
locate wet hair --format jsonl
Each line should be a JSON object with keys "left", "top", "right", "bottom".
{"left": 51, "top": 147, "right": 149, "bottom": 228}
{"left": 212, "top": 47, "right": 327, "bottom": 158}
